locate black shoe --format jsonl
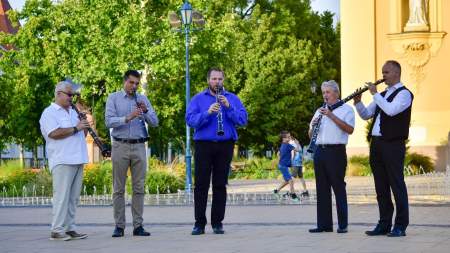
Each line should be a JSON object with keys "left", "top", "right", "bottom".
{"left": 309, "top": 228, "right": 333, "bottom": 233}
{"left": 112, "top": 227, "right": 124, "bottom": 237}
{"left": 191, "top": 227, "right": 205, "bottom": 235}
{"left": 365, "top": 224, "right": 391, "bottom": 236}
{"left": 301, "top": 191, "right": 310, "bottom": 197}
{"left": 212, "top": 226, "right": 225, "bottom": 234}
{"left": 133, "top": 226, "right": 151, "bottom": 236}
{"left": 337, "top": 227, "right": 348, "bottom": 233}
{"left": 387, "top": 228, "right": 406, "bottom": 237}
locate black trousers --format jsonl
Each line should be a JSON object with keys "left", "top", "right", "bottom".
{"left": 194, "top": 140, "right": 234, "bottom": 228}
{"left": 313, "top": 145, "right": 348, "bottom": 229}
{"left": 370, "top": 137, "right": 409, "bottom": 231}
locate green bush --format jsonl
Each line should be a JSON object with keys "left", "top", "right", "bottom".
{"left": 145, "top": 171, "right": 184, "bottom": 194}
{"left": 347, "top": 155, "right": 372, "bottom": 176}
{"left": 229, "top": 157, "right": 279, "bottom": 179}
{"left": 82, "top": 162, "right": 113, "bottom": 195}
{"left": 405, "top": 152, "right": 434, "bottom": 175}
{"left": 0, "top": 160, "right": 24, "bottom": 178}
{"left": 0, "top": 168, "right": 52, "bottom": 197}
{"left": 302, "top": 160, "right": 315, "bottom": 179}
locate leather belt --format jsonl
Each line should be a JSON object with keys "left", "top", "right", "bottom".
{"left": 317, "top": 144, "right": 345, "bottom": 148}
{"left": 113, "top": 137, "right": 149, "bottom": 144}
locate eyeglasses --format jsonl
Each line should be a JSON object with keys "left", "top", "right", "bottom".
{"left": 58, "top": 91, "right": 74, "bottom": 97}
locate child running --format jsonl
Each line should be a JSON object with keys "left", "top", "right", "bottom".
{"left": 273, "top": 131, "right": 300, "bottom": 201}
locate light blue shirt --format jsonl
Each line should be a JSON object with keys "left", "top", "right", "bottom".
{"left": 105, "top": 90, "right": 158, "bottom": 139}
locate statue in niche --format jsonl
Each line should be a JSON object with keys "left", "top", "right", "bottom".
{"left": 404, "top": 0, "right": 429, "bottom": 32}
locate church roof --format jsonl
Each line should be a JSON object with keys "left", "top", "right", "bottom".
{"left": 0, "top": 0, "right": 19, "bottom": 35}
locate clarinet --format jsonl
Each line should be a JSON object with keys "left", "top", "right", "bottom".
{"left": 306, "top": 79, "right": 385, "bottom": 153}
{"left": 328, "top": 79, "right": 385, "bottom": 110}
{"left": 71, "top": 102, "right": 111, "bottom": 157}
{"left": 133, "top": 91, "right": 149, "bottom": 140}
{"left": 215, "top": 85, "right": 225, "bottom": 136}
{"left": 307, "top": 103, "right": 327, "bottom": 153}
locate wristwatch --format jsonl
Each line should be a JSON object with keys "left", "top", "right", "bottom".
{"left": 73, "top": 126, "right": 79, "bottom": 134}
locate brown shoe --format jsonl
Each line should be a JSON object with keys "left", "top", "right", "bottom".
{"left": 49, "top": 232, "right": 71, "bottom": 241}
{"left": 66, "top": 231, "right": 88, "bottom": 240}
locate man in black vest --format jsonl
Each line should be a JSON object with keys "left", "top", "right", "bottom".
{"left": 353, "top": 60, "right": 413, "bottom": 237}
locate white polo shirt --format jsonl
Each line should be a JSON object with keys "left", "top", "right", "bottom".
{"left": 39, "top": 103, "right": 88, "bottom": 171}
{"left": 310, "top": 103, "right": 355, "bottom": 145}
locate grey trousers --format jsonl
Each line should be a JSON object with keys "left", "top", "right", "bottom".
{"left": 51, "top": 164, "right": 84, "bottom": 234}
{"left": 112, "top": 141, "right": 147, "bottom": 229}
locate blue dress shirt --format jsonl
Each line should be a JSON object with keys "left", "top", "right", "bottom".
{"left": 186, "top": 88, "right": 248, "bottom": 141}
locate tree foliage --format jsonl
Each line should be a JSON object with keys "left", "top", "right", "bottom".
{"left": 0, "top": 0, "right": 340, "bottom": 156}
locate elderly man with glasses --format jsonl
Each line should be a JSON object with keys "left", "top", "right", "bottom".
{"left": 39, "top": 80, "right": 90, "bottom": 241}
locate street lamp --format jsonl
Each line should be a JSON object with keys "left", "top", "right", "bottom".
{"left": 169, "top": 1, "right": 205, "bottom": 193}
{"left": 310, "top": 81, "right": 317, "bottom": 110}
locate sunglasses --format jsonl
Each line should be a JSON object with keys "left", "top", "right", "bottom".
{"left": 59, "top": 91, "right": 74, "bottom": 97}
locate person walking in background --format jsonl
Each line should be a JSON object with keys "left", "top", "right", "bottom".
{"left": 289, "top": 135, "right": 309, "bottom": 198}
{"left": 186, "top": 67, "right": 248, "bottom": 235}
{"left": 105, "top": 70, "right": 159, "bottom": 237}
{"left": 40, "top": 80, "right": 90, "bottom": 241}
{"left": 353, "top": 60, "right": 413, "bottom": 237}
{"left": 273, "top": 131, "right": 300, "bottom": 201}
{"left": 308, "top": 80, "right": 355, "bottom": 234}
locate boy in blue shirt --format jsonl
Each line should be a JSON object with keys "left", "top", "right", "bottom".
{"left": 273, "top": 131, "right": 300, "bottom": 201}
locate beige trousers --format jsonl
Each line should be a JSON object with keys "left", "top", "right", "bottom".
{"left": 112, "top": 141, "right": 147, "bottom": 229}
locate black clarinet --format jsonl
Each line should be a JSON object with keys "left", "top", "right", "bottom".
{"left": 133, "top": 91, "right": 149, "bottom": 140}
{"left": 307, "top": 103, "right": 327, "bottom": 153}
{"left": 215, "top": 85, "right": 225, "bottom": 136}
{"left": 71, "top": 102, "right": 111, "bottom": 157}
{"left": 328, "top": 79, "right": 385, "bottom": 110}
{"left": 307, "top": 79, "right": 385, "bottom": 153}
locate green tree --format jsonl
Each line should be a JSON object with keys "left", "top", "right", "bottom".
{"left": 0, "top": 0, "right": 341, "bottom": 159}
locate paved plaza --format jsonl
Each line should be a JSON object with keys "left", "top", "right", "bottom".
{"left": 1, "top": 176, "right": 449, "bottom": 252}
{"left": 1, "top": 204, "right": 449, "bottom": 252}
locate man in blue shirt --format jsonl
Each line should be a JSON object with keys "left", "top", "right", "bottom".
{"left": 186, "top": 67, "right": 248, "bottom": 235}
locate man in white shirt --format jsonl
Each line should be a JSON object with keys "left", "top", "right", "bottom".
{"left": 39, "top": 81, "right": 90, "bottom": 241}
{"left": 308, "top": 80, "right": 355, "bottom": 234}
{"left": 354, "top": 60, "right": 413, "bottom": 237}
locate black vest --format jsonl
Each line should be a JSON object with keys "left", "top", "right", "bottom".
{"left": 368, "top": 86, "right": 414, "bottom": 141}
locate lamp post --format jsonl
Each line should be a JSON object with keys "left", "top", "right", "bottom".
{"left": 310, "top": 81, "right": 317, "bottom": 110}
{"left": 169, "top": 1, "right": 204, "bottom": 193}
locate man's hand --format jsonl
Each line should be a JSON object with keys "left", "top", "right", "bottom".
{"left": 318, "top": 107, "right": 332, "bottom": 117}
{"left": 126, "top": 108, "right": 143, "bottom": 122}
{"left": 76, "top": 119, "right": 90, "bottom": 130}
{"left": 218, "top": 95, "right": 230, "bottom": 108}
{"left": 353, "top": 93, "right": 362, "bottom": 104}
{"left": 136, "top": 101, "right": 148, "bottom": 113}
{"left": 367, "top": 82, "right": 378, "bottom": 95}
{"left": 208, "top": 102, "right": 220, "bottom": 114}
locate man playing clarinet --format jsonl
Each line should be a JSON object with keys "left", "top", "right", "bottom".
{"left": 354, "top": 60, "right": 413, "bottom": 237}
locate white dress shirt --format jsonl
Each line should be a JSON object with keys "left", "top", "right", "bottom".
{"left": 355, "top": 82, "right": 412, "bottom": 137}
{"left": 39, "top": 103, "right": 88, "bottom": 171}
{"left": 310, "top": 103, "right": 355, "bottom": 145}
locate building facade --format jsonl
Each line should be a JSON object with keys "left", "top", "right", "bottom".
{"left": 341, "top": 0, "right": 449, "bottom": 170}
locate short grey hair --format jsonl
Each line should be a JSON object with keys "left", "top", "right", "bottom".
{"left": 54, "top": 81, "right": 73, "bottom": 97}
{"left": 321, "top": 80, "right": 340, "bottom": 96}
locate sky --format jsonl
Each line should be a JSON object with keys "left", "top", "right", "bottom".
{"left": 9, "top": 0, "right": 340, "bottom": 25}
